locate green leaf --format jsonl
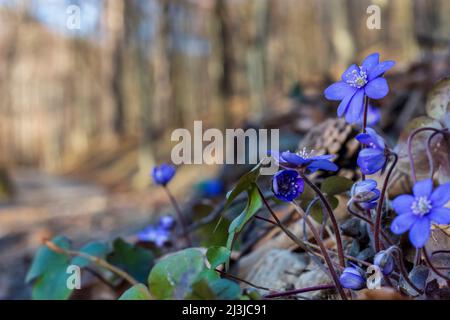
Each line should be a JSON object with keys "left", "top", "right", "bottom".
{"left": 206, "top": 246, "right": 231, "bottom": 269}
{"left": 119, "top": 284, "right": 152, "bottom": 300}
{"left": 72, "top": 242, "right": 109, "bottom": 268}
{"left": 26, "top": 235, "right": 71, "bottom": 283}
{"left": 107, "top": 238, "right": 154, "bottom": 283}
{"left": 209, "top": 279, "right": 241, "bottom": 300}
{"left": 306, "top": 195, "right": 339, "bottom": 224}
{"left": 32, "top": 264, "right": 73, "bottom": 300}
{"left": 186, "top": 279, "right": 217, "bottom": 300}
{"left": 226, "top": 185, "right": 262, "bottom": 258}
{"left": 186, "top": 278, "right": 241, "bottom": 300}
{"left": 26, "top": 235, "right": 73, "bottom": 300}
{"left": 224, "top": 162, "right": 262, "bottom": 211}
{"left": 321, "top": 176, "right": 353, "bottom": 196}
{"left": 148, "top": 248, "right": 207, "bottom": 299}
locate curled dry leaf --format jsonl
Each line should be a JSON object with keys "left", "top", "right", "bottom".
{"left": 357, "top": 287, "right": 409, "bottom": 300}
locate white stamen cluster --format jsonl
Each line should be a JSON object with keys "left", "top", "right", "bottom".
{"left": 297, "top": 147, "right": 314, "bottom": 159}
{"left": 410, "top": 196, "right": 432, "bottom": 216}
{"left": 346, "top": 66, "right": 368, "bottom": 88}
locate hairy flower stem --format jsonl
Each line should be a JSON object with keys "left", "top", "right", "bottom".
{"left": 423, "top": 247, "right": 450, "bottom": 282}
{"left": 292, "top": 202, "right": 348, "bottom": 300}
{"left": 298, "top": 172, "right": 345, "bottom": 268}
{"left": 264, "top": 284, "right": 335, "bottom": 299}
{"left": 163, "top": 186, "right": 192, "bottom": 246}
{"left": 391, "top": 247, "right": 423, "bottom": 295}
{"left": 44, "top": 240, "right": 138, "bottom": 286}
{"left": 374, "top": 152, "right": 398, "bottom": 252}
{"left": 407, "top": 127, "right": 442, "bottom": 184}
{"left": 425, "top": 131, "right": 444, "bottom": 179}
{"left": 361, "top": 95, "right": 370, "bottom": 181}
{"left": 215, "top": 269, "right": 273, "bottom": 291}
{"left": 256, "top": 185, "right": 309, "bottom": 253}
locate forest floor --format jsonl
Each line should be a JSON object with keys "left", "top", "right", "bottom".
{"left": 0, "top": 169, "right": 164, "bottom": 299}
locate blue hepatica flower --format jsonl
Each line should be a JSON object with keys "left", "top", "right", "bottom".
{"left": 198, "top": 179, "right": 224, "bottom": 197}
{"left": 356, "top": 127, "right": 387, "bottom": 175}
{"left": 374, "top": 250, "right": 394, "bottom": 276}
{"left": 152, "top": 163, "right": 176, "bottom": 186}
{"left": 350, "top": 179, "right": 380, "bottom": 209}
{"left": 158, "top": 215, "right": 175, "bottom": 230}
{"left": 339, "top": 265, "right": 366, "bottom": 290}
{"left": 391, "top": 179, "right": 450, "bottom": 248}
{"left": 270, "top": 148, "right": 339, "bottom": 173}
{"left": 324, "top": 53, "right": 395, "bottom": 123}
{"left": 137, "top": 225, "right": 170, "bottom": 247}
{"left": 272, "top": 169, "right": 304, "bottom": 202}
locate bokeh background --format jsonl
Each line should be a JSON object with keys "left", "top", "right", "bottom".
{"left": 0, "top": 0, "right": 449, "bottom": 299}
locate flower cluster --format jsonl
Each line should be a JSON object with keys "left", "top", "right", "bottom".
{"left": 137, "top": 215, "right": 176, "bottom": 247}
{"left": 270, "top": 148, "right": 338, "bottom": 202}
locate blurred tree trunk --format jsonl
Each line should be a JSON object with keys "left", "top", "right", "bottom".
{"left": 152, "top": 0, "right": 175, "bottom": 131}
{"left": 215, "top": 0, "right": 234, "bottom": 128}
{"left": 101, "top": 0, "right": 126, "bottom": 143}
{"left": 247, "top": 0, "right": 269, "bottom": 123}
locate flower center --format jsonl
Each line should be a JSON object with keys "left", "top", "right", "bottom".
{"left": 278, "top": 176, "right": 300, "bottom": 197}
{"left": 346, "top": 66, "right": 368, "bottom": 88}
{"left": 410, "top": 196, "right": 432, "bottom": 216}
{"left": 297, "top": 147, "right": 314, "bottom": 159}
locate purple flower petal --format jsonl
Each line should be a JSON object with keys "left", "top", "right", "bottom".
{"left": 355, "top": 133, "right": 372, "bottom": 145}
{"left": 409, "top": 217, "right": 431, "bottom": 248}
{"left": 352, "top": 179, "right": 377, "bottom": 194}
{"left": 345, "top": 89, "right": 365, "bottom": 123}
{"left": 308, "top": 159, "right": 339, "bottom": 172}
{"left": 281, "top": 151, "right": 309, "bottom": 166}
{"left": 413, "top": 179, "right": 433, "bottom": 198}
{"left": 365, "top": 128, "right": 385, "bottom": 149}
{"left": 428, "top": 207, "right": 450, "bottom": 225}
{"left": 365, "top": 78, "right": 389, "bottom": 99}
{"left": 341, "top": 64, "right": 359, "bottom": 83}
{"left": 368, "top": 61, "right": 395, "bottom": 81}
{"left": 430, "top": 182, "right": 450, "bottom": 207}
{"left": 324, "top": 82, "right": 357, "bottom": 101}
{"left": 361, "top": 53, "right": 380, "bottom": 73}
{"left": 390, "top": 213, "right": 417, "bottom": 234}
{"left": 311, "top": 154, "right": 335, "bottom": 161}
{"left": 337, "top": 92, "right": 355, "bottom": 117}
{"left": 357, "top": 148, "right": 386, "bottom": 174}
{"left": 392, "top": 194, "right": 415, "bottom": 214}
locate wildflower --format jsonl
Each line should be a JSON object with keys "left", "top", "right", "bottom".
{"left": 324, "top": 53, "right": 395, "bottom": 123}
{"left": 152, "top": 163, "right": 176, "bottom": 186}
{"left": 137, "top": 226, "right": 170, "bottom": 247}
{"left": 374, "top": 250, "right": 394, "bottom": 275}
{"left": 350, "top": 179, "right": 380, "bottom": 209}
{"left": 339, "top": 265, "right": 366, "bottom": 290}
{"left": 356, "top": 127, "right": 387, "bottom": 175}
{"left": 198, "top": 179, "right": 224, "bottom": 197}
{"left": 270, "top": 148, "right": 338, "bottom": 173}
{"left": 272, "top": 169, "right": 304, "bottom": 202}
{"left": 159, "top": 215, "right": 175, "bottom": 230}
{"left": 390, "top": 179, "right": 450, "bottom": 248}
